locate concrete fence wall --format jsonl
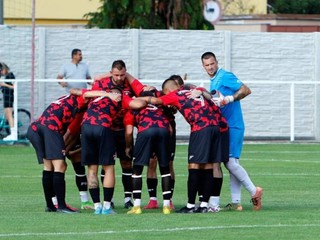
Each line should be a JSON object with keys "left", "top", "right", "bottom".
{"left": 0, "top": 27, "right": 319, "bottom": 141}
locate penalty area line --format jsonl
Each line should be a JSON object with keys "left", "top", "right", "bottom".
{"left": 0, "top": 224, "right": 319, "bottom": 238}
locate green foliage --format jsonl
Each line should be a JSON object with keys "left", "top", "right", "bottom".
{"left": 84, "top": 0, "right": 214, "bottom": 30}
{"left": 268, "top": 0, "right": 320, "bottom": 14}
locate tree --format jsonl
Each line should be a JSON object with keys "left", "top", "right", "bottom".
{"left": 84, "top": 0, "right": 214, "bottom": 30}
{"left": 268, "top": 0, "right": 320, "bottom": 14}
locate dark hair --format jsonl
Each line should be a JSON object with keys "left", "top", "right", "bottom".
{"left": 139, "top": 90, "right": 156, "bottom": 97}
{"left": 112, "top": 60, "right": 126, "bottom": 70}
{"left": 183, "top": 83, "right": 196, "bottom": 90}
{"left": 71, "top": 49, "right": 81, "bottom": 57}
{"left": 201, "top": 52, "right": 216, "bottom": 61}
{"left": 110, "top": 86, "right": 123, "bottom": 94}
{"left": 168, "top": 74, "right": 184, "bottom": 86}
{"left": 0, "top": 62, "right": 9, "bottom": 71}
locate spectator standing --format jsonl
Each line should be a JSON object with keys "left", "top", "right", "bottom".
{"left": 57, "top": 49, "right": 91, "bottom": 91}
{"left": 0, "top": 62, "right": 16, "bottom": 141}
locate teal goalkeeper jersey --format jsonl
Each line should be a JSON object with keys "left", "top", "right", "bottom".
{"left": 209, "top": 68, "right": 245, "bottom": 130}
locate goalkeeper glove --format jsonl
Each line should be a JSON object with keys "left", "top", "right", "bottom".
{"left": 221, "top": 95, "right": 234, "bottom": 106}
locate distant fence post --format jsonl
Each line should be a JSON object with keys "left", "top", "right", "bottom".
{"left": 132, "top": 29, "right": 140, "bottom": 78}
{"left": 290, "top": 83, "right": 295, "bottom": 142}
{"left": 315, "top": 33, "right": 320, "bottom": 141}
{"left": 224, "top": 31, "right": 231, "bottom": 71}
{"left": 38, "top": 28, "right": 46, "bottom": 113}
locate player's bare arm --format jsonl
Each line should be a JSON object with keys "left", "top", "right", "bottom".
{"left": 83, "top": 91, "right": 121, "bottom": 102}
{"left": 128, "top": 98, "right": 149, "bottom": 109}
{"left": 57, "top": 74, "right": 67, "bottom": 87}
{"left": 233, "top": 84, "right": 251, "bottom": 101}
{"left": 137, "top": 96, "right": 163, "bottom": 106}
{"left": 124, "top": 124, "right": 134, "bottom": 158}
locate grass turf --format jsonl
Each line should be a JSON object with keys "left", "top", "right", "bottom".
{"left": 0, "top": 143, "right": 320, "bottom": 239}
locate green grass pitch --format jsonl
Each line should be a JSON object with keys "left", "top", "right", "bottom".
{"left": 0, "top": 143, "right": 320, "bottom": 240}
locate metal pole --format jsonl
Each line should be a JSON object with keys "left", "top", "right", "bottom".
{"left": 0, "top": 0, "right": 4, "bottom": 25}
{"left": 30, "top": 0, "right": 36, "bottom": 120}
{"left": 290, "top": 83, "right": 295, "bottom": 142}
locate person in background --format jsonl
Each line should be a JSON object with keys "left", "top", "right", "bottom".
{"left": 57, "top": 49, "right": 92, "bottom": 92}
{"left": 0, "top": 62, "right": 16, "bottom": 141}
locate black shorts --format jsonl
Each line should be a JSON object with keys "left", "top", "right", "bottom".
{"left": 3, "top": 91, "right": 14, "bottom": 108}
{"left": 113, "top": 129, "right": 131, "bottom": 161}
{"left": 81, "top": 124, "right": 116, "bottom": 166}
{"left": 188, "top": 126, "right": 227, "bottom": 164}
{"left": 133, "top": 127, "right": 170, "bottom": 167}
{"left": 26, "top": 124, "right": 65, "bottom": 164}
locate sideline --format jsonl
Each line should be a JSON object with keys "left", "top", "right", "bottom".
{"left": 1, "top": 224, "right": 319, "bottom": 238}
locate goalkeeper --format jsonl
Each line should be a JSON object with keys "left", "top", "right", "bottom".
{"left": 201, "top": 51, "right": 263, "bottom": 211}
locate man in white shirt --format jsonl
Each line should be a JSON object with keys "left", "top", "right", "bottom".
{"left": 57, "top": 49, "right": 92, "bottom": 91}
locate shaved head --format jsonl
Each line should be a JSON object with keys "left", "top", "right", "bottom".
{"left": 162, "top": 78, "right": 179, "bottom": 94}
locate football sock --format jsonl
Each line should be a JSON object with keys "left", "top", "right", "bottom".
{"left": 53, "top": 172, "right": 66, "bottom": 208}
{"left": 103, "top": 187, "right": 114, "bottom": 203}
{"left": 133, "top": 199, "right": 141, "bottom": 207}
{"left": 198, "top": 169, "right": 206, "bottom": 202}
{"left": 51, "top": 196, "right": 58, "bottom": 206}
{"left": 42, "top": 170, "right": 55, "bottom": 208}
{"left": 72, "top": 162, "right": 87, "bottom": 192}
{"left": 209, "top": 196, "right": 220, "bottom": 207}
{"left": 226, "top": 157, "right": 256, "bottom": 196}
{"left": 212, "top": 177, "right": 223, "bottom": 197}
{"left": 132, "top": 174, "right": 142, "bottom": 202}
{"left": 100, "top": 169, "right": 105, "bottom": 183}
{"left": 146, "top": 178, "right": 158, "bottom": 199}
{"left": 89, "top": 187, "right": 100, "bottom": 204}
{"left": 170, "top": 178, "right": 175, "bottom": 199}
{"left": 188, "top": 169, "right": 200, "bottom": 205}
{"left": 230, "top": 173, "right": 241, "bottom": 204}
{"left": 122, "top": 168, "right": 133, "bottom": 199}
{"left": 202, "top": 169, "right": 214, "bottom": 203}
{"left": 79, "top": 191, "right": 89, "bottom": 202}
{"left": 160, "top": 166, "right": 171, "bottom": 201}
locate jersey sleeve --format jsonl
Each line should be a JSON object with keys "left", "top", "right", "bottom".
{"left": 159, "top": 91, "right": 180, "bottom": 107}
{"left": 123, "top": 110, "right": 135, "bottom": 126}
{"left": 223, "top": 72, "right": 243, "bottom": 92}
{"left": 92, "top": 77, "right": 110, "bottom": 90}
{"left": 68, "top": 112, "right": 84, "bottom": 135}
{"left": 130, "top": 79, "right": 145, "bottom": 96}
{"left": 122, "top": 94, "right": 133, "bottom": 109}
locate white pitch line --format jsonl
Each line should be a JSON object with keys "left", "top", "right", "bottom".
{"left": 0, "top": 224, "right": 319, "bottom": 238}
